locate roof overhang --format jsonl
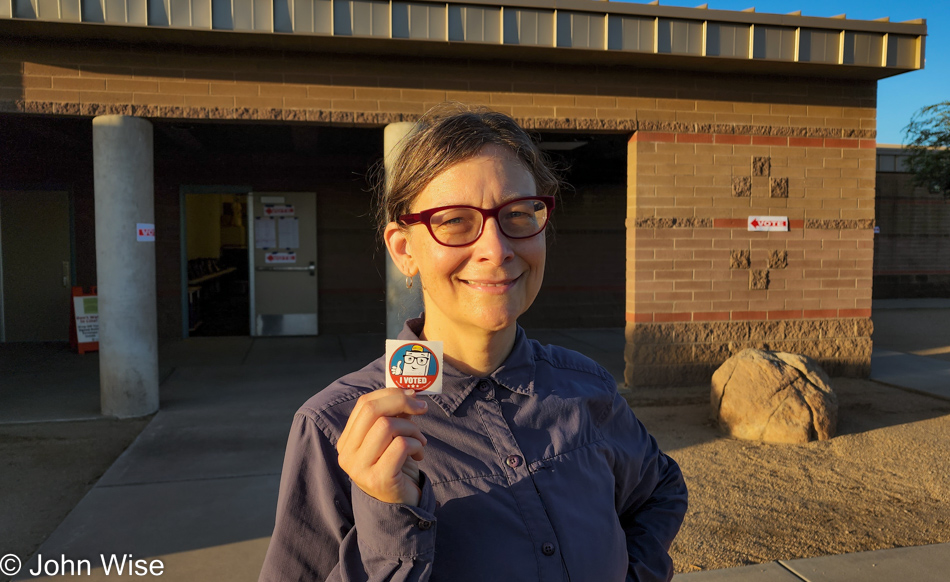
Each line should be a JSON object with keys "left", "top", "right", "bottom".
{"left": 0, "top": 0, "right": 926, "bottom": 81}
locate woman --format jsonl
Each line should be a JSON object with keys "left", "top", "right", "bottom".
{"left": 259, "top": 105, "right": 687, "bottom": 582}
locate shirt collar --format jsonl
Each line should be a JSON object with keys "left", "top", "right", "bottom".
{"left": 397, "top": 317, "right": 537, "bottom": 416}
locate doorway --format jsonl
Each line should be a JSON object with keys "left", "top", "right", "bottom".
{"left": 0, "top": 190, "right": 73, "bottom": 342}
{"left": 183, "top": 192, "right": 251, "bottom": 337}
{"left": 181, "top": 189, "right": 319, "bottom": 338}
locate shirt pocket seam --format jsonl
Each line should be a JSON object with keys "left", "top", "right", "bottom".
{"left": 429, "top": 473, "right": 508, "bottom": 487}
{"left": 531, "top": 436, "right": 607, "bottom": 468}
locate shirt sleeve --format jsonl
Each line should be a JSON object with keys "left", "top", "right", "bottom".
{"left": 259, "top": 411, "right": 438, "bottom": 582}
{"left": 602, "top": 390, "right": 689, "bottom": 582}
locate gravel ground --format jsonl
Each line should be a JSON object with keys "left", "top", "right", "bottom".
{"left": 629, "top": 379, "right": 950, "bottom": 573}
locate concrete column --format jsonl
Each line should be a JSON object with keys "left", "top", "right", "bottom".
{"left": 93, "top": 115, "right": 159, "bottom": 418}
{"left": 384, "top": 122, "right": 424, "bottom": 337}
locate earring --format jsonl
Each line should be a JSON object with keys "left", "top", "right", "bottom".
{"left": 405, "top": 275, "right": 413, "bottom": 289}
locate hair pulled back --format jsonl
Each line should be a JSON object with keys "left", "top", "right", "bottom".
{"left": 377, "top": 103, "right": 561, "bottom": 232}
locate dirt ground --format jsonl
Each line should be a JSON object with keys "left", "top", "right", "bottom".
{"left": 628, "top": 380, "right": 950, "bottom": 573}
{"left": 0, "top": 418, "right": 151, "bottom": 572}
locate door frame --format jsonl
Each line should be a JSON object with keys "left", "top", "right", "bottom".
{"left": 178, "top": 185, "right": 253, "bottom": 339}
{"left": 0, "top": 188, "right": 77, "bottom": 343}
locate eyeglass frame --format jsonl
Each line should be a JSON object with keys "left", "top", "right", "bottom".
{"left": 396, "top": 195, "right": 556, "bottom": 248}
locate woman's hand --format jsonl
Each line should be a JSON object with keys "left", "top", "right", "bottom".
{"left": 336, "top": 388, "right": 429, "bottom": 506}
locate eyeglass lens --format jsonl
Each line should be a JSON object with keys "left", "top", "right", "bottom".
{"left": 429, "top": 199, "right": 549, "bottom": 246}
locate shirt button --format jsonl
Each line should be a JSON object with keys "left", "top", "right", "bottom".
{"left": 542, "top": 542, "right": 556, "bottom": 556}
{"left": 477, "top": 381, "right": 490, "bottom": 393}
{"left": 417, "top": 520, "right": 433, "bottom": 531}
{"left": 506, "top": 455, "right": 522, "bottom": 468}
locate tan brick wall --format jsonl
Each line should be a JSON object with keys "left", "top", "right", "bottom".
{"left": 2, "top": 39, "right": 875, "bottom": 135}
{"left": 625, "top": 126, "right": 876, "bottom": 387}
{"left": 874, "top": 170, "right": 950, "bottom": 298}
{"left": 0, "top": 37, "right": 879, "bottom": 384}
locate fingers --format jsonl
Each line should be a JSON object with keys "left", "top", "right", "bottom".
{"left": 335, "top": 389, "right": 430, "bottom": 505}
{"left": 337, "top": 388, "right": 427, "bottom": 454}
{"left": 354, "top": 416, "right": 427, "bottom": 469}
{"left": 378, "top": 435, "right": 425, "bottom": 476}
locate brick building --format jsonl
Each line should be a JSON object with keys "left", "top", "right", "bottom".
{"left": 874, "top": 145, "right": 950, "bottom": 299}
{"left": 0, "top": 0, "right": 927, "bottom": 392}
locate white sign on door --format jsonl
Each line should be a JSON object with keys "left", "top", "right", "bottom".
{"left": 255, "top": 217, "right": 277, "bottom": 249}
{"left": 277, "top": 217, "right": 300, "bottom": 249}
{"left": 264, "top": 204, "right": 295, "bottom": 217}
{"left": 747, "top": 216, "right": 789, "bottom": 232}
{"left": 265, "top": 251, "right": 297, "bottom": 264}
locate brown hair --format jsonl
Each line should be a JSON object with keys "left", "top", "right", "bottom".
{"left": 377, "top": 103, "right": 561, "bottom": 232}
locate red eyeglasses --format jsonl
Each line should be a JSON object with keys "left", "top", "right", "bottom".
{"left": 398, "top": 196, "right": 555, "bottom": 247}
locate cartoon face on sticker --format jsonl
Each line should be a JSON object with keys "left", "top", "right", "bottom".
{"left": 386, "top": 340, "right": 443, "bottom": 393}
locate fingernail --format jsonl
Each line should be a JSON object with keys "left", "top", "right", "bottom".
{"left": 414, "top": 399, "right": 427, "bottom": 409}
{"left": 404, "top": 389, "right": 416, "bottom": 396}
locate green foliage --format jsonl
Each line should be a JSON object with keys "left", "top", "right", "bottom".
{"left": 903, "top": 101, "right": 950, "bottom": 196}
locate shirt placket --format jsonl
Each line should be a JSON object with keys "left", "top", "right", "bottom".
{"left": 473, "top": 378, "right": 565, "bottom": 582}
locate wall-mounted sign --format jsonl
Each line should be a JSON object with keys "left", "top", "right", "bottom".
{"left": 265, "top": 251, "right": 296, "bottom": 264}
{"left": 137, "top": 223, "right": 155, "bottom": 241}
{"left": 264, "top": 204, "right": 295, "bottom": 217}
{"left": 747, "top": 216, "right": 789, "bottom": 232}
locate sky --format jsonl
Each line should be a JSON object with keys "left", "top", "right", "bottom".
{"left": 617, "top": 0, "right": 949, "bottom": 145}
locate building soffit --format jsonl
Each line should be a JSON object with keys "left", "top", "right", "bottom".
{"left": 0, "top": 0, "right": 926, "bottom": 80}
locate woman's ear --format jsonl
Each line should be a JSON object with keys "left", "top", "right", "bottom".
{"left": 384, "top": 222, "right": 417, "bottom": 277}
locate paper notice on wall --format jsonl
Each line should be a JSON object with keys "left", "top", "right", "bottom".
{"left": 74, "top": 296, "right": 99, "bottom": 343}
{"left": 137, "top": 223, "right": 155, "bottom": 242}
{"left": 277, "top": 217, "right": 300, "bottom": 249}
{"left": 255, "top": 217, "right": 277, "bottom": 249}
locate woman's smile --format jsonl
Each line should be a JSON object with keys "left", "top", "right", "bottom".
{"left": 458, "top": 273, "right": 522, "bottom": 292}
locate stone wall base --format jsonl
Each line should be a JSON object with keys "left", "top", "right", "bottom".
{"left": 624, "top": 318, "right": 873, "bottom": 388}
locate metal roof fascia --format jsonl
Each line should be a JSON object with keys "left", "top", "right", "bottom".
{"left": 416, "top": 0, "right": 926, "bottom": 35}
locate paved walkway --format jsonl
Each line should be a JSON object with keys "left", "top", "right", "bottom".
{"left": 5, "top": 311, "right": 949, "bottom": 581}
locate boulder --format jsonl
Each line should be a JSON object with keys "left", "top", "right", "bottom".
{"left": 711, "top": 349, "right": 838, "bottom": 444}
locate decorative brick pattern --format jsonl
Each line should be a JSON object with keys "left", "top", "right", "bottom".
{"left": 770, "top": 176, "right": 789, "bottom": 198}
{"left": 768, "top": 250, "right": 788, "bottom": 269}
{"left": 624, "top": 318, "right": 873, "bottom": 387}
{"left": 752, "top": 156, "right": 770, "bottom": 177}
{"left": 730, "top": 250, "right": 751, "bottom": 269}
{"left": 750, "top": 270, "right": 769, "bottom": 290}
{"left": 732, "top": 176, "right": 752, "bottom": 197}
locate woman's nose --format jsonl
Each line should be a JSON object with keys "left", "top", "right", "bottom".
{"left": 474, "top": 217, "right": 514, "bottom": 264}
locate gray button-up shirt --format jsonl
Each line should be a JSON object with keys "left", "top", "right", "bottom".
{"left": 260, "top": 318, "right": 687, "bottom": 582}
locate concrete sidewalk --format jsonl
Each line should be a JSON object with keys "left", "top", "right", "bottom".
{"left": 7, "top": 322, "right": 949, "bottom": 581}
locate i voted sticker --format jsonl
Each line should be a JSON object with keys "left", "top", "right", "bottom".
{"left": 385, "top": 340, "right": 443, "bottom": 394}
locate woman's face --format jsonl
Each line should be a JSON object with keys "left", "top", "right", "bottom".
{"left": 397, "top": 144, "right": 546, "bottom": 335}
